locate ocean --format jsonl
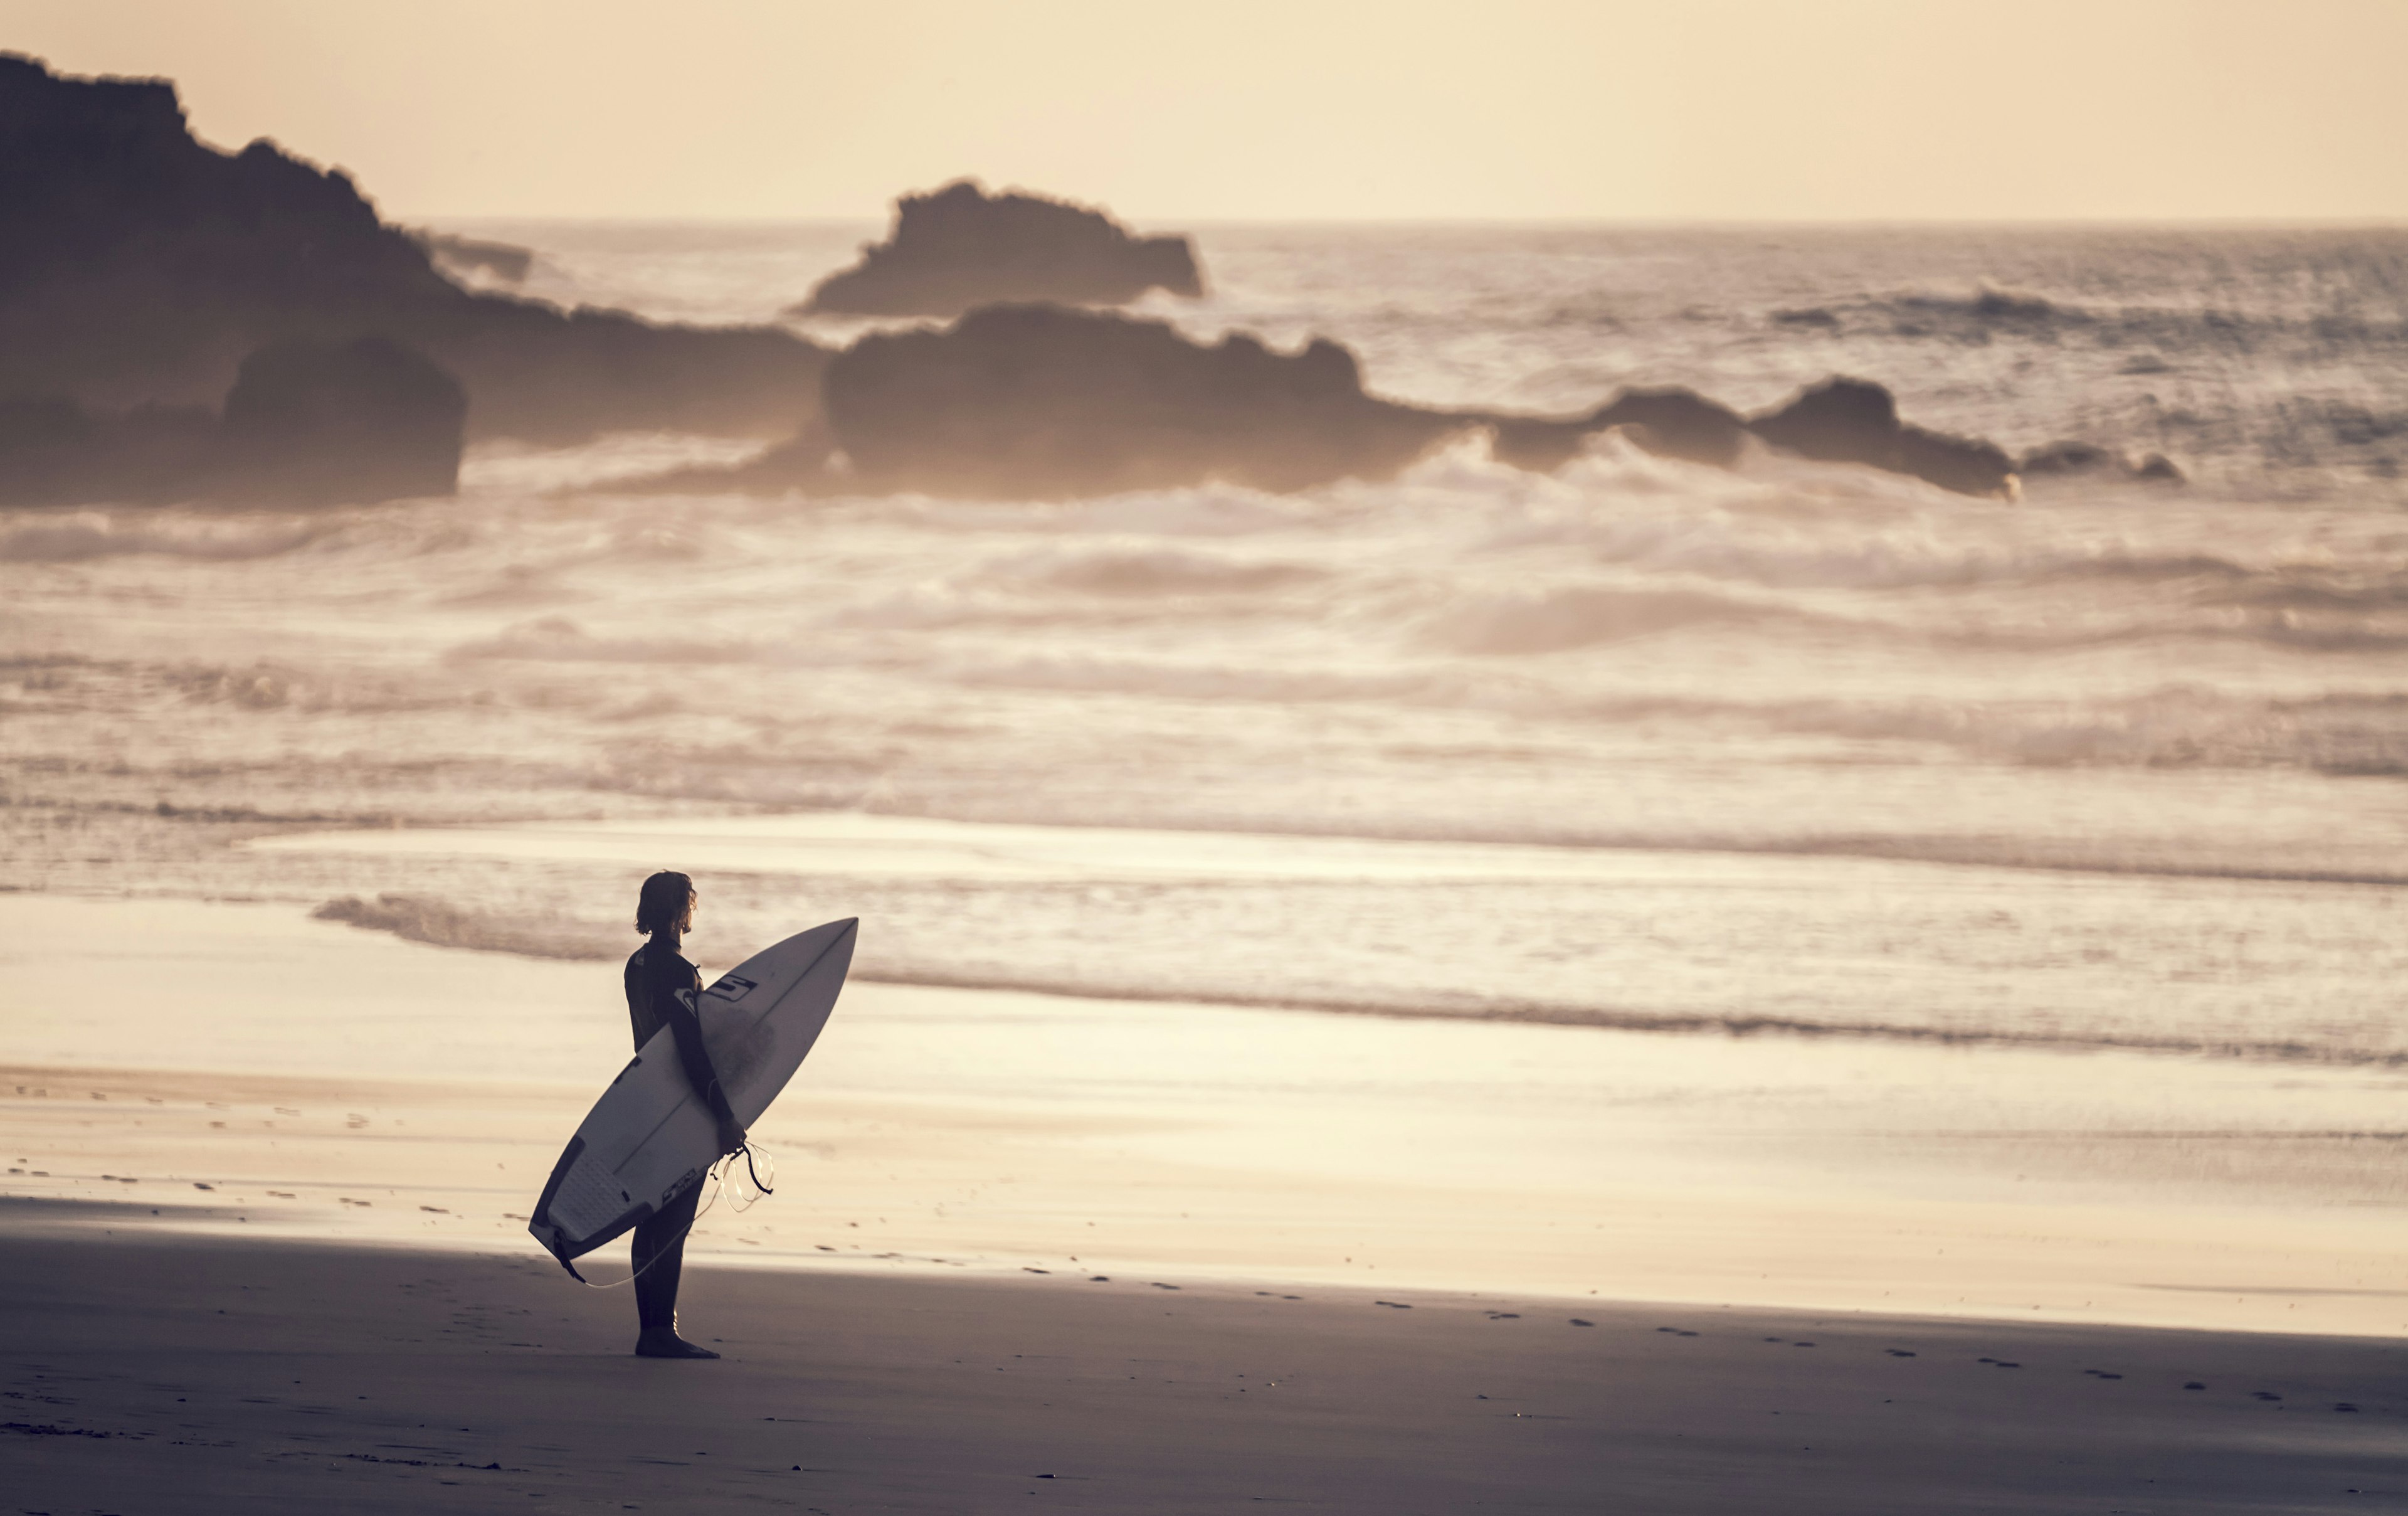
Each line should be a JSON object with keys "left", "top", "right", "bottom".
{"left": 6, "top": 221, "right": 2407, "bottom": 1072}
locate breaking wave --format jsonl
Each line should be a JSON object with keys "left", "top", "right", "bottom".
{"left": 0, "top": 512, "right": 333, "bottom": 563}
{"left": 986, "top": 544, "right": 1324, "bottom": 596}
{"left": 310, "top": 891, "right": 2408, "bottom": 1067}
{"left": 313, "top": 894, "right": 621, "bottom": 960}
{"left": 1422, "top": 583, "right": 1805, "bottom": 654}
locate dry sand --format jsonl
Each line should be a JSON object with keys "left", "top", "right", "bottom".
{"left": 4, "top": 1231, "right": 2402, "bottom": 1515}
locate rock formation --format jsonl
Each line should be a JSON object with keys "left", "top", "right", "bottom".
{"left": 0, "top": 336, "right": 466, "bottom": 507}
{"left": 653, "top": 308, "right": 2020, "bottom": 503}
{"left": 1488, "top": 388, "right": 1749, "bottom": 472}
{"left": 820, "top": 305, "right": 1456, "bottom": 496}
{"left": 0, "top": 396, "right": 216, "bottom": 506}
{"left": 217, "top": 337, "right": 466, "bottom": 502}
{"left": 1484, "top": 381, "right": 2012, "bottom": 494}
{"left": 0, "top": 54, "right": 828, "bottom": 445}
{"left": 2020, "top": 440, "right": 2185, "bottom": 485}
{"left": 1748, "top": 378, "right": 2018, "bottom": 498}
{"left": 796, "top": 181, "right": 1205, "bottom": 319}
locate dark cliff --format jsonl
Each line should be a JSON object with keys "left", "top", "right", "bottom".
{"left": 0, "top": 54, "right": 828, "bottom": 445}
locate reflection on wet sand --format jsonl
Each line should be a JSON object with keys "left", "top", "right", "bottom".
{"left": 4, "top": 895, "right": 2400, "bottom": 1337}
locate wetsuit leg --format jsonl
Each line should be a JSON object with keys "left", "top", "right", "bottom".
{"left": 631, "top": 1182, "right": 703, "bottom": 1333}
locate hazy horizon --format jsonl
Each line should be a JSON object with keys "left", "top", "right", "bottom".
{"left": 425, "top": 211, "right": 2408, "bottom": 229}
{"left": 9, "top": 0, "right": 2405, "bottom": 224}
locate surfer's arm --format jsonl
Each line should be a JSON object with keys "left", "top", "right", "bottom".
{"left": 660, "top": 989, "right": 745, "bottom": 1148}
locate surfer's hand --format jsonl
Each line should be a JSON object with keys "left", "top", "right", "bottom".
{"left": 716, "top": 1116, "right": 747, "bottom": 1156}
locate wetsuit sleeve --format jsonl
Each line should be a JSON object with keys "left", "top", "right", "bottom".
{"left": 655, "top": 963, "right": 740, "bottom": 1130}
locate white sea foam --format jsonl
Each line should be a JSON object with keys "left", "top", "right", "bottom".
{"left": 0, "top": 511, "right": 332, "bottom": 563}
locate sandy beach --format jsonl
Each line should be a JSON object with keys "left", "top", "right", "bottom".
{"left": 3, "top": 891, "right": 2405, "bottom": 1510}
{"left": 5, "top": 892, "right": 2404, "bottom": 1335}
{"left": 6, "top": 1229, "right": 2401, "bottom": 1515}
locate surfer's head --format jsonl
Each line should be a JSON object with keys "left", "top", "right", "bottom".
{"left": 635, "top": 871, "right": 695, "bottom": 936}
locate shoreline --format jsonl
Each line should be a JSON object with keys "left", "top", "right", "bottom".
{"left": 4, "top": 1229, "right": 2400, "bottom": 1514}
{"left": 4, "top": 891, "right": 2405, "bottom": 1340}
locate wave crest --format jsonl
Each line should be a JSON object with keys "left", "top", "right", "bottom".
{"left": 1425, "top": 583, "right": 1798, "bottom": 654}
{"left": 313, "top": 894, "right": 618, "bottom": 960}
{"left": 0, "top": 512, "right": 328, "bottom": 563}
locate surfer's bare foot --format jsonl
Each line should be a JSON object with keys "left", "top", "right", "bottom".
{"left": 634, "top": 1330, "right": 721, "bottom": 1359}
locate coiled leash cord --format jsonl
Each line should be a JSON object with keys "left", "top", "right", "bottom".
{"left": 573, "top": 1139, "right": 774, "bottom": 1290}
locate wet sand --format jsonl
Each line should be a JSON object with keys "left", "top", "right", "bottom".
{"left": 4, "top": 1229, "right": 2400, "bottom": 1514}
{"left": 6, "top": 894, "right": 2405, "bottom": 1337}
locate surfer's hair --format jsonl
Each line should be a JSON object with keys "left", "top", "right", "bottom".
{"left": 635, "top": 871, "right": 695, "bottom": 935}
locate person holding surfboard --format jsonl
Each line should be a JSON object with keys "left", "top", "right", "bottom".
{"left": 623, "top": 870, "right": 747, "bottom": 1359}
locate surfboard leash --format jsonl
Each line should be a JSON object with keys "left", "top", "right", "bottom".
{"left": 566, "top": 1138, "right": 774, "bottom": 1289}
{"left": 730, "top": 1140, "right": 776, "bottom": 1207}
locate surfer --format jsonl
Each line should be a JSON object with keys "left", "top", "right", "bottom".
{"left": 624, "top": 870, "right": 748, "bottom": 1360}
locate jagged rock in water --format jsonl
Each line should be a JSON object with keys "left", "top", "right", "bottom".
{"left": 2020, "top": 440, "right": 2186, "bottom": 486}
{"left": 666, "top": 340, "right": 2017, "bottom": 504}
{"left": 0, "top": 337, "right": 466, "bottom": 506}
{"left": 217, "top": 337, "right": 465, "bottom": 503}
{"left": 798, "top": 181, "right": 1205, "bottom": 319}
{"left": 1489, "top": 388, "right": 1749, "bottom": 472}
{"left": 1749, "top": 377, "right": 2017, "bottom": 498}
{"left": 0, "top": 53, "right": 828, "bottom": 444}
{"left": 819, "top": 305, "right": 1457, "bottom": 496}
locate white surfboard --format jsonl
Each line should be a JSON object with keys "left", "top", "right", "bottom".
{"left": 529, "top": 917, "right": 857, "bottom": 1275}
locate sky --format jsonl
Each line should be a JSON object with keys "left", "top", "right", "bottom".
{"left": 8, "top": 0, "right": 2406, "bottom": 223}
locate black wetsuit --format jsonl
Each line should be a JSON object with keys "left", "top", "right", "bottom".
{"left": 623, "top": 940, "right": 739, "bottom": 1335}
